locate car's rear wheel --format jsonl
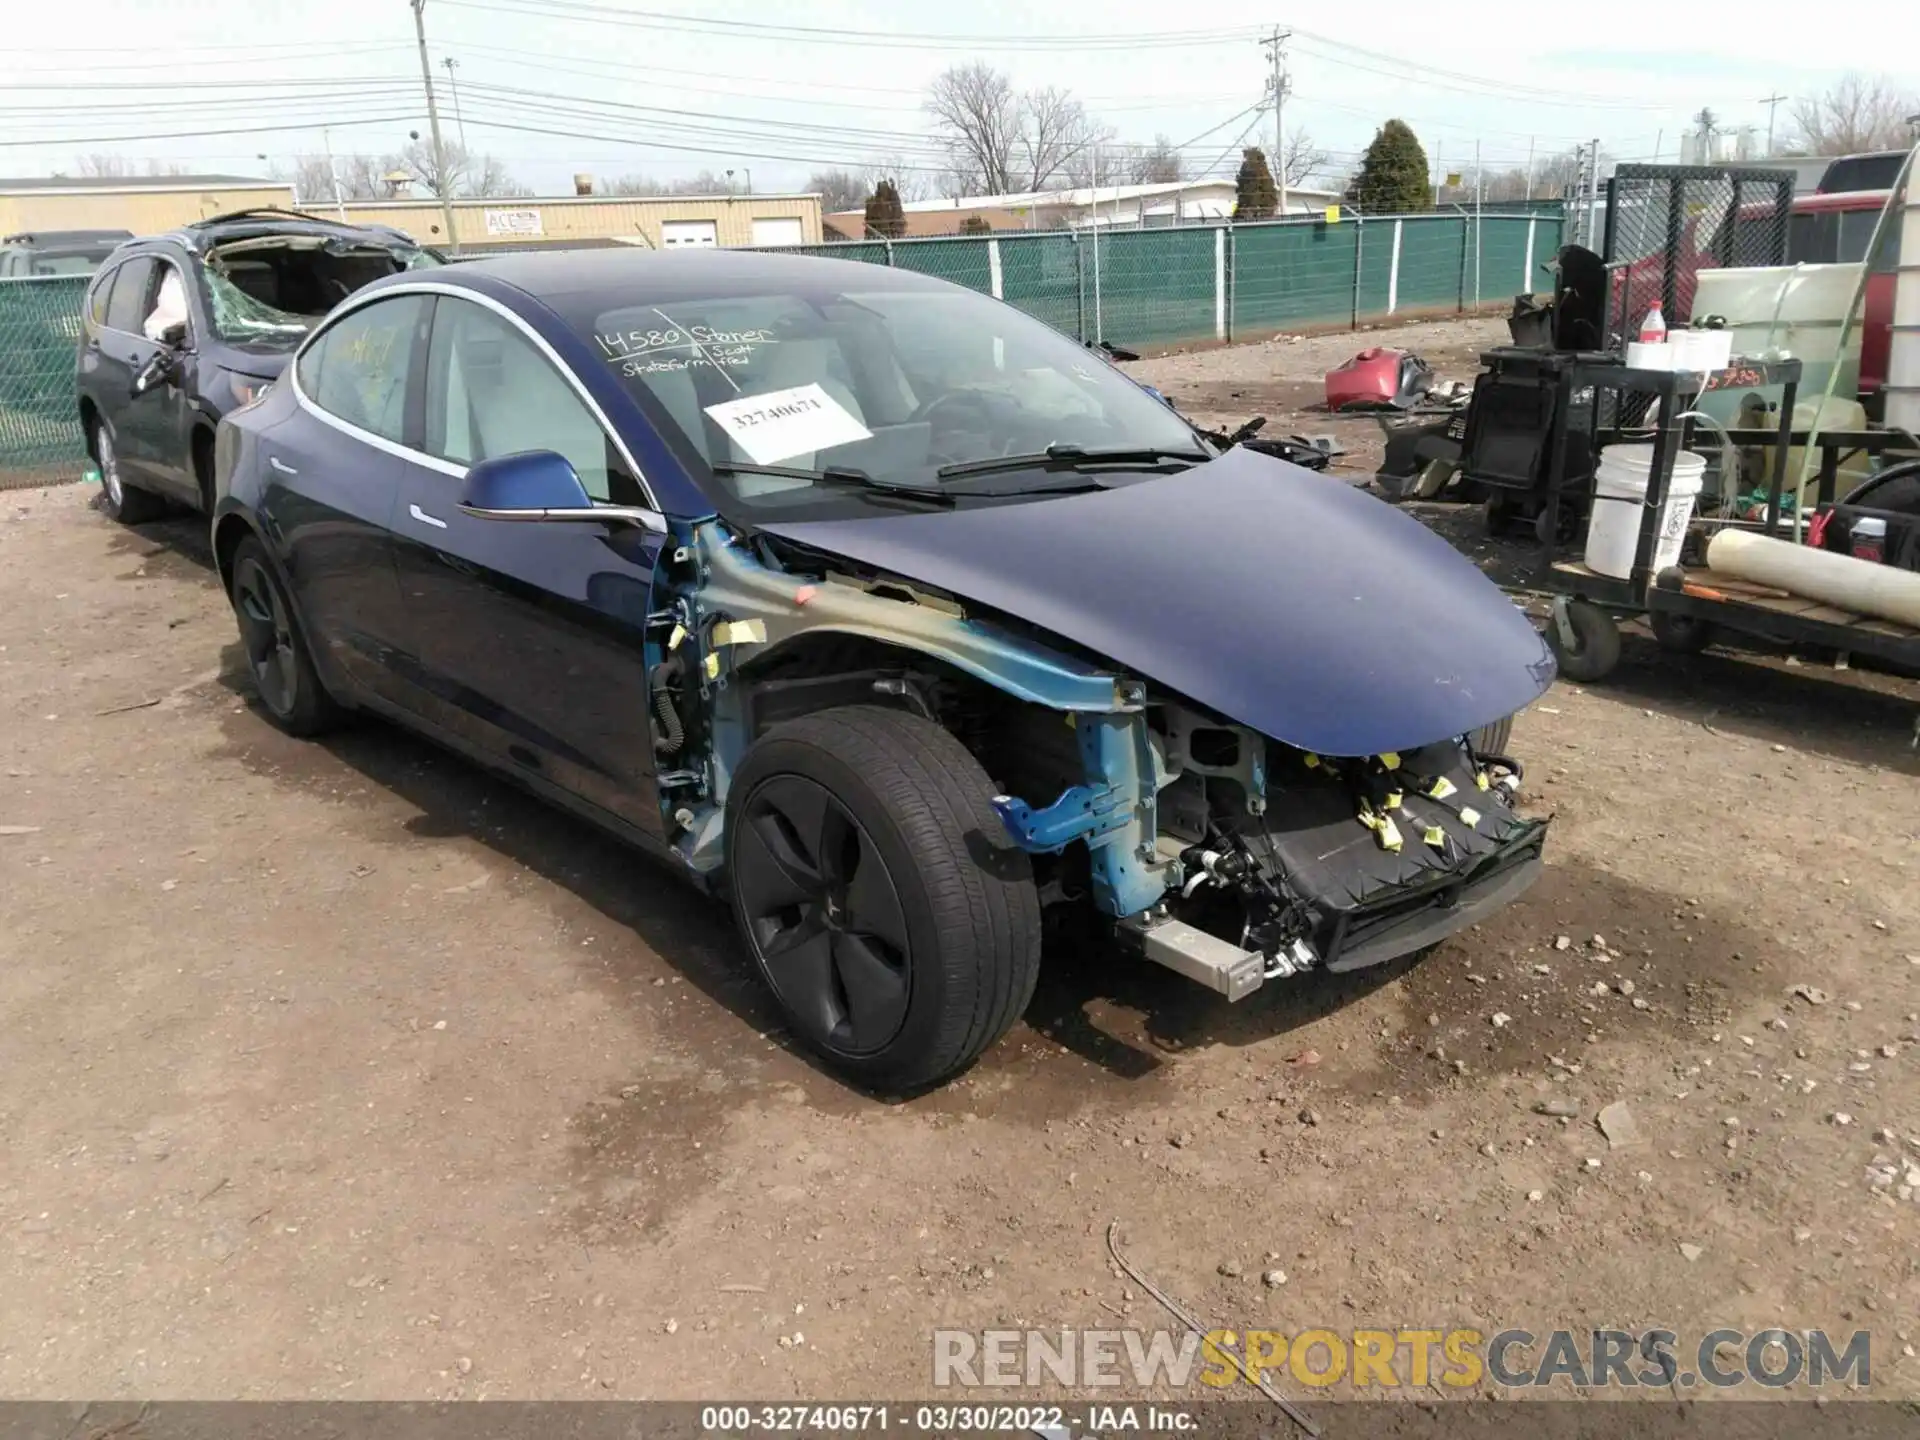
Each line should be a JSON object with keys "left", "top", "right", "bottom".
{"left": 94, "top": 421, "right": 166, "bottom": 525}
{"left": 725, "top": 706, "right": 1041, "bottom": 1091}
{"left": 227, "top": 537, "right": 342, "bottom": 736}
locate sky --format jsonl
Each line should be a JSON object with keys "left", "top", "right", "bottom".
{"left": 1, "top": 0, "right": 1908, "bottom": 199}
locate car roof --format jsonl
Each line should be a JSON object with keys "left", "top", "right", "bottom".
{"left": 161, "top": 208, "right": 422, "bottom": 252}
{"left": 438, "top": 246, "right": 957, "bottom": 307}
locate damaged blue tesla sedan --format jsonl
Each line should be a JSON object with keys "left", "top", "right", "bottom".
{"left": 211, "top": 250, "right": 1555, "bottom": 1089}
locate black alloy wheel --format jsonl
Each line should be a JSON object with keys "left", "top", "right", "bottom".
{"left": 226, "top": 537, "right": 341, "bottom": 736}
{"left": 734, "top": 774, "right": 913, "bottom": 1056}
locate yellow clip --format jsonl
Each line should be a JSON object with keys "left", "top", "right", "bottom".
{"left": 667, "top": 623, "right": 687, "bottom": 651}
{"left": 1423, "top": 825, "right": 1447, "bottom": 850}
{"left": 1303, "top": 752, "right": 1320, "bottom": 768}
{"left": 1380, "top": 752, "right": 1402, "bottom": 770}
{"left": 713, "top": 618, "right": 768, "bottom": 647}
{"left": 1475, "top": 770, "right": 1491, "bottom": 792}
{"left": 1384, "top": 790, "right": 1404, "bottom": 811}
{"left": 1357, "top": 806, "right": 1403, "bottom": 852}
{"left": 1459, "top": 806, "right": 1481, "bottom": 829}
{"left": 1427, "top": 776, "right": 1457, "bottom": 800}
{"left": 703, "top": 651, "right": 720, "bottom": 680}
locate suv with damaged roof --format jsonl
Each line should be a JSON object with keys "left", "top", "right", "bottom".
{"left": 76, "top": 208, "right": 438, "bottom": 523}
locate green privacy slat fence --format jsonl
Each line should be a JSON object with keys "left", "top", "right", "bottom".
{"left": 0, "top": 209, "right": 1562, "bottom": 484}
{"left": 0, "top": 276, "right": 93, "bottom": 486}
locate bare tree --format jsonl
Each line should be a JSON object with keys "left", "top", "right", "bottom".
{"left": 71, "top": 154, "right": 188, "bottom": 178}
{"left": 608, "top": 170, "right": 743, "bottom": 197}
{"left": 1128, "top": 135, "right": 1184, "bottom": 184}
{"left": 861, "top": 155, "right": 933, "bottom": 202}
{"left": 1282, "top": 129, "right": 1330, "bottom": 188}
{"left": 925, "top": 62, "right": 1023, "bottom": 194}
{"left": 807, "top": 168, "right": 869, "bottom": 212}
{"left": 1789, "top": 73, "right": 1919, "bottom": 155}
{"left": 389, "top": 139, "right": 527, "bottom": 200}
{"left": 1019, "top": 85, "right": 1108, "bottom": 189}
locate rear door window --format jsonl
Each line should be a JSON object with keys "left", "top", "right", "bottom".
{"left": 296, "top": 294, "right": 429, "bottom": 444}
{"left": 102, "top": 256, "right": 155, "bottom": 334}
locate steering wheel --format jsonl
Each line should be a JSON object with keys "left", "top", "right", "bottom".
{"left": 915, "top": 389, "right": 1029, "bottom": 467}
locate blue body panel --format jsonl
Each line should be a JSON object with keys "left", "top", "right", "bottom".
{"left": 760, "top": 447, "right": 1557, "bottom": 758}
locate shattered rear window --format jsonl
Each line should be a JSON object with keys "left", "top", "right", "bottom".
{"left": 203, "top": 265, "right": 313, "bottom": 344}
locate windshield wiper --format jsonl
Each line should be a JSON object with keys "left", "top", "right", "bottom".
{"left": 708, "top": 461, "right": 955, "bottom": 508}
{"left": 935, "top": 442, "right": 1209, "bottom": 481}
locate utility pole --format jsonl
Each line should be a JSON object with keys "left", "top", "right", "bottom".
{"left": 1524, "top": 135, "right": 1536, "bottom": 201}
{"left": 322, "top": 126, "right": 347, "bottom": 222}
{"left": 1585, "top": 137, "right": 1601, "bottom": 250}
{"left": 409, "top": 0, "right": 459, "bottom": 252}
{"left": 442, "top": 57, "right": 468, "bottom": 151}
{"left": 1473, "top": 138, "right": 1482, "bottom": 309}
{"left": 1261, "top": 28, "right": 1291, "bottom": 215}
{"left": 1758, "top": 93, "right": 1787, "bottom": 157}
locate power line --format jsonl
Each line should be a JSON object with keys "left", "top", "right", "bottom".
{"left": 439, "top": 0, "right": 1261, "bottom": 50}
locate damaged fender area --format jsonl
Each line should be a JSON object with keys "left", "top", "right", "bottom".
{"left": 653, "top": 520, "right": 1546, "bottom": 1002}
{"left": 649, "top": 522, "right": 1161, "bottom": 904}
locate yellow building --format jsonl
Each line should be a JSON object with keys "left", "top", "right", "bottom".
{"left": 0, "top": 175, "right": 296, "bottom": 237}
{"left": 336, "top": 191, "right": 822, "bottom": 252}
{"left": 1, "top": 175, "right": 822, "bottom": 253}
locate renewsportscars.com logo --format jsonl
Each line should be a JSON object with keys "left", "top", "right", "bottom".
{"left": 932, "top": 1327, "right": 1873, "bottom": 1391}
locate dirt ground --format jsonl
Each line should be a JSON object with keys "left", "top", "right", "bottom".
{"left": 3, "top": 314, "right": 1918, "bottom": 1408}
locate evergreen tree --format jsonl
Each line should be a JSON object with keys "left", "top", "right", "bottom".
{"left": 1233, "top": 147, "right": 1279, "bottom": 220}
{"left": 864, "top": 179, "right": 907, "bottom": 238}
{"left": 1344, "top": 120, "right": 1432, "bottom": 214}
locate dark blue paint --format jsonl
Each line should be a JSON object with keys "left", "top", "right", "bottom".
{"left": 462, "top": 449, "right": 593, "bottom": 511}
{"left": 760, "top": 447, "right": 1557, "bottom": 758}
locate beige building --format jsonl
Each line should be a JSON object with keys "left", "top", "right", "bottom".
{"left": 337, "top": 192, "right": 823, "bottom": 252}
{"left": 0, "top": 175, "right": 295, "bottom": 237}
{"left": 2, "top": 174, "right": 821, "bottom": 253}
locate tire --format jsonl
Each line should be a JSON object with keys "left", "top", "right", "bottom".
{"left": 724, "top": 705, "right": 1041, "bottom": 1091}
{"left": 226, "top": 536, "right": 343, "bottom": 736}
{"left": 1650, "top": 609, "right": 1715, "bottom": 655}
{"left": 1470, "top": 715, "right": 1514, "bottom": 756}
{"left": 1545, "top": 598, "right": 1622, "bottom": 684}
{"left": 93, "top": 419, "right": 167, "bottom": 525}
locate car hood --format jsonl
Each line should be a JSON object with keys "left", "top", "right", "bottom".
{"left": 758, "top": 447, "right": 1556, "bottom": 757}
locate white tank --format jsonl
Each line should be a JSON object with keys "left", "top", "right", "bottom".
{"left": 1889, "top": 148, "right": 1920, "bottom": 439}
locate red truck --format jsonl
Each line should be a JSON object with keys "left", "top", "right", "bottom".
{"left": 1612, "top": 154, "right": 1901, "bottom": 415}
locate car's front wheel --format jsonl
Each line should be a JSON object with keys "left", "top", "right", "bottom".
{"left": 227, "top": 537, "right": 342, "bottom": 736}
{"left": 93, "top": 420, "right": 166, "bottom": 525}
{"left": 724, "top": 706, "right": 1041, "bottom": 1091}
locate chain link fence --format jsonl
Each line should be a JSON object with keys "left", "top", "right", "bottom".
{"left": 787, "top": 208, "right": 1563, "bottom": 349}
{"left": 0, "top": 208, "right": 1562, "bottom": 488}
{"left": 1602, "top": 164, "right": 1793, "bottom": 335}
{"left": 0, "top": 276, "right": 92, "bottom": 490}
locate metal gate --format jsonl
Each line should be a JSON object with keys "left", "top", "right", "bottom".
{"left": 1602, "top": 164, "right": 1794, "bottom": 338}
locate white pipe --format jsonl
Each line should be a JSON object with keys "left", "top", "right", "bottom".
{"left": 1707, "top": 529, "right": 1920, "bottom": 629}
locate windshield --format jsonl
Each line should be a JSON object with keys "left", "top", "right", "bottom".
{"left": 575, "top": 283, "right": 1201, "bottom": 515}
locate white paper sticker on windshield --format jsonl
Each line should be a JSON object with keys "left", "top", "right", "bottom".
{"left": 703, "top": 384, "right": 872, "bottom": 465}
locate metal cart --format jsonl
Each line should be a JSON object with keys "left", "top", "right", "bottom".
{"left": 1531, "top": 354, "right": 1920, "bottom": 682}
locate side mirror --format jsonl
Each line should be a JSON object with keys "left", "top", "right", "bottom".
{"left": 457, "top": 449, "right": 668, "bottom": 533}
{"left": 159, "top": 319, "right": 188, "bottom": 348}
{"left": 460, "top": 450, "right": 593, "bottom": 516}
{"left": 132, "top": 350, "right": 175, "bottom": 397}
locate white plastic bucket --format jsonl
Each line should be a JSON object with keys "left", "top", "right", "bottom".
{"left": 1583, "top": 444, "right": 1707, "bottom": 580}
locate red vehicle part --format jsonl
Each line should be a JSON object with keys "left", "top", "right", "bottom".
{"left": 1325, "top": 348, "right": 1431, "bottom": 412}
